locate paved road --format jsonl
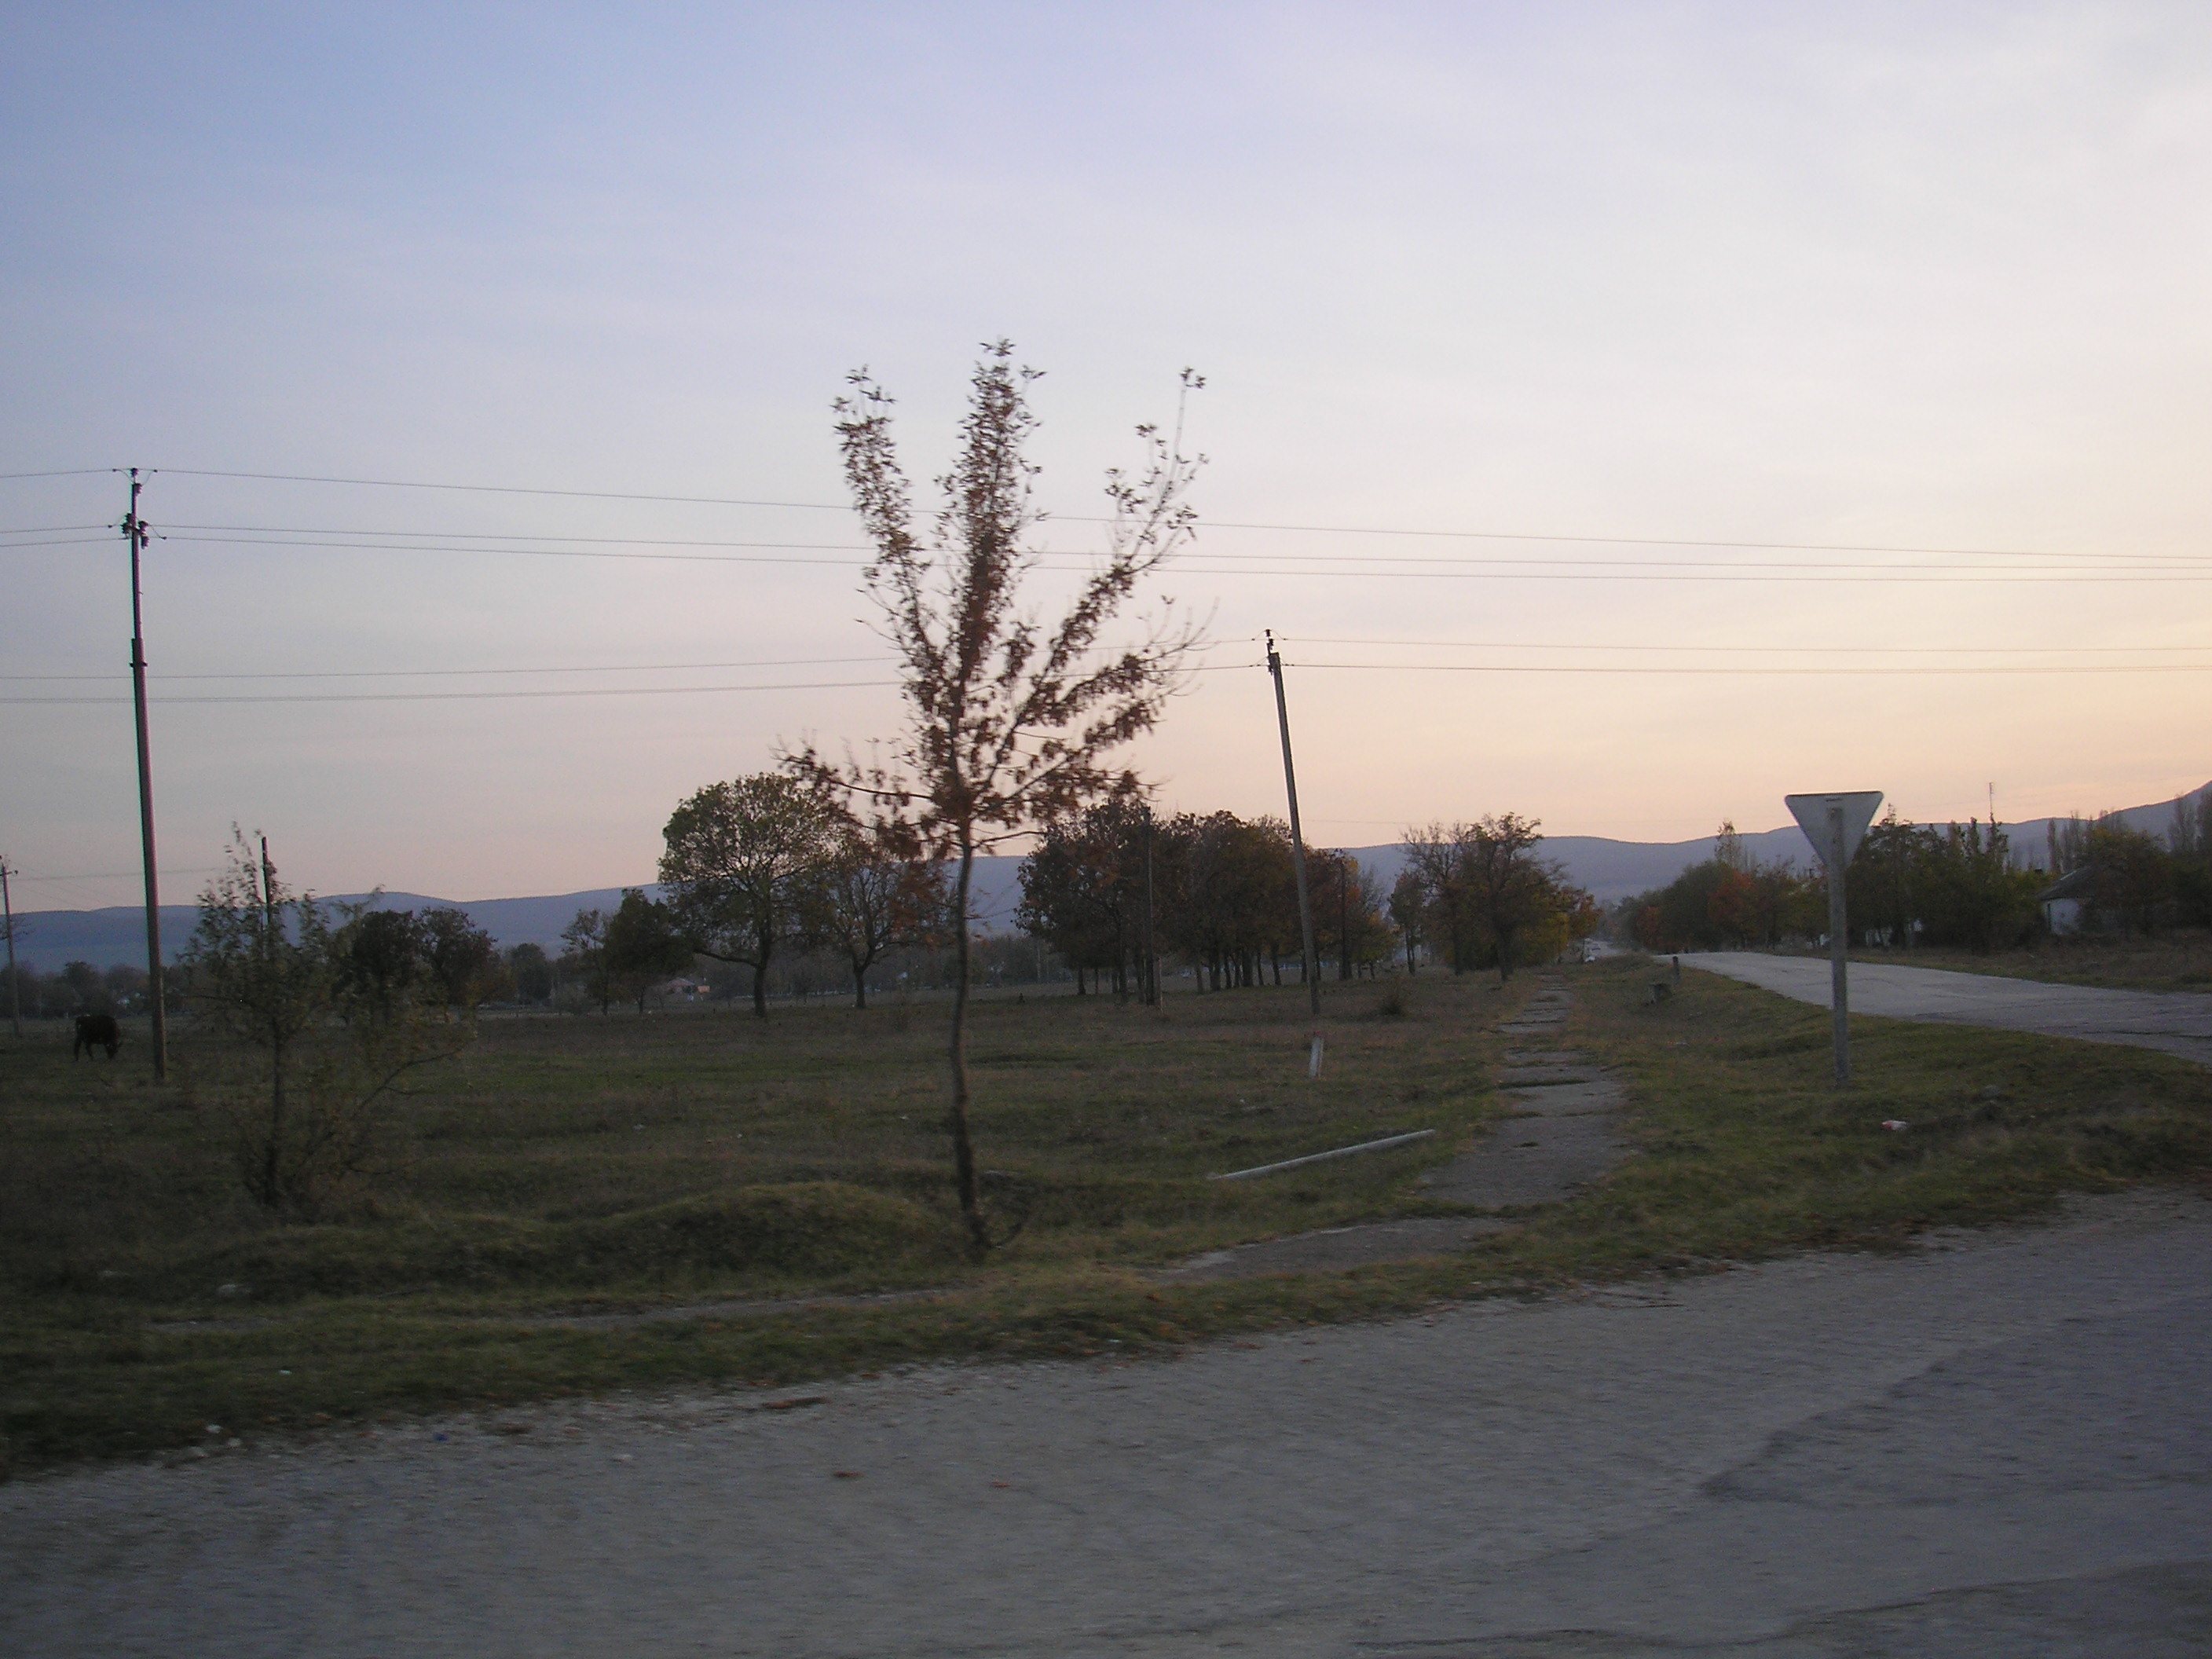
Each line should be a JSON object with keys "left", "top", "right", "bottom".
{"left": 1682, "top": 951, "right": 2212, "bottom": 1067}
{"left": 6, "top": 1190, "right": 2209, "bottom": 1657}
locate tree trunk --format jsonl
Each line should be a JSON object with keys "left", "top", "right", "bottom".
{"left": 851, "top": 956, "right": 868, "bottom": 1010}
{"left": 947, "top": 841, "right": 988, "bottom": 1253}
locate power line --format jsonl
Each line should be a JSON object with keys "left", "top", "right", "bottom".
{"left": 0, "top": 469, "right": 115, "bottom": 482}
{"left": 136, "top": 520, "right": 2212, "bottom": 568}
{"left": 1283, "top": 635, "right": 2212, "bottom": 656}
{"left": 11, "top": 866, "right": 222, "bottom": 882}
{"left": 159, "top": 528, "right": 2212, "bottom": 573}
{"left": 73, "top": 465, "right": 2208, "bottom": 565}
{"left": 161, "top": 467, "right": 853, "bottom": 512}
{"left": 0, "top": 676, "right": 903, "bottom": 706}
{"left": 159, "top": 532, "right": 870, "bottom": 568}
{"left": 1282, "top": 660, "right": 2212, "bottom": 676}
{"left": 9, "top": 657, "right": 2202, "bottom": 705}
{"left": 16, "top": 529, "right": 2200, "bottom": 584}
{"left": 1177, "top": 566, "right": 2212, "bottom": 584}
{"left": 0, "top": 654, "right": 888, "bottom": 683}
{"left": 163, "top": 522, "right": 871, "bottom": 551}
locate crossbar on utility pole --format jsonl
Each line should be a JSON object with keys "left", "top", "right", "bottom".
{"left": 125, "top": 469, "right": 168, "bottom": 1080}
{"left": 1265, "top": 632, "right": 1321, "bottom": 1024}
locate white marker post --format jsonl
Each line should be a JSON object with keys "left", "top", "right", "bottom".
{"left": 1784, "top": 791, "right": 1884, "bottom": 1086}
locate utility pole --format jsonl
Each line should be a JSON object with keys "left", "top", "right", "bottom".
{"left": 2, "top": 855, "right": 20, "bottom": 1039}
{"left": 1336, "top": 851, "right": 1352, "bottom": 980}
{"left": 124, "top": 469, "right": 168, "bottom": 1080}
{"left": 1265, "top": 631, "right": 1322, "bottom": 1024}
{"left": 1141, "top": 804, "right": 1159, "bottom": 1006}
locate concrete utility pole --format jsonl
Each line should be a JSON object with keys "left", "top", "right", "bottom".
{"left": 2, "top": 855, "right": 20, "bottom": 1039}
{"left": 124, "top": 469, "right": 168, "bottom": 1079}
{"left": 1265, "top": 631, "right": 1322, "bottom": 1024}
{"left": 1141, "top": 805, "right": 1159, "bottom": 1006}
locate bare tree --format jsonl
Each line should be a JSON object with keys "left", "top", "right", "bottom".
{"left": 789, "top": 342, "right": 1203, "bottom": 1252}
{"left": 185, "top": 831, "right": 462, "bottom": 1217}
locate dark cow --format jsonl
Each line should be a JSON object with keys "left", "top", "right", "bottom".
{"left": 73, "top": 1013, "right": 121, "bottom": 1059}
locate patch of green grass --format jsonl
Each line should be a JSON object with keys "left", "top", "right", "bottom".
{"left": 1804, "top": 926, "right": 2212, "bottom": 993}
{"left": 4, "top": 959, "right": 2207, "bottom": 1472}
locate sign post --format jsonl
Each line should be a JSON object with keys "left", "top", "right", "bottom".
{"left": 1784, "top": 790, "right": 1884, "bottom": 1085}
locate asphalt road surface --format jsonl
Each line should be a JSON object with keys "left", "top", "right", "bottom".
{"left": 1680, "top": 952, "right": 2212, "bottom": 1068}
{"left": 5, "top": 1189, "right": 2210, "bottom": 1657}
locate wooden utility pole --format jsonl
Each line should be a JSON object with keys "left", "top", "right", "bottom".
{"left": 1265, "top": 632, "right": 1321, "bottom": 1021}
{"left": 2, "top": 855, "right": 20, "bottom": 1039}
{"left": 124, "top": 469, "right": 168, "bottom": 1079}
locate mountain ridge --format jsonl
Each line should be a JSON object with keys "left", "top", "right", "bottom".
{"left": 11, "top": 784, "right": 2203, "bottom": 970}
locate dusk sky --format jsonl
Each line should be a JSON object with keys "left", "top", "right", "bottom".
{"left": 5, "top": 3, "right": 2209, "bottom": 910}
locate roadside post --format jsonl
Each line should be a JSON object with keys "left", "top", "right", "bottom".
{"left": 1784, "top": 791, "right": 1884, "bottom": 1085}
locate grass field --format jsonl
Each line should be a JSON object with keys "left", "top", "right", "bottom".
{"left": 1783, "top": 926, "right": 2212, "bottom": 993}
{"left": 4, "top": 958, "right": 2208, "bottom": 1472}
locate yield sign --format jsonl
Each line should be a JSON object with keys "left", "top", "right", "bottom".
{"left": 1785, "top": 791, "right": 1884, "bottom": 868}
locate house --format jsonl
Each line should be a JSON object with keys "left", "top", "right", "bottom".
{"left": 2035, "top": 866, "right": 2097, "bottom": 936}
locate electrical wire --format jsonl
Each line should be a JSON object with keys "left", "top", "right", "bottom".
{"left": 0, "top": 655, "right": 889, "bottom": 683}
{"left": 159, "top": 529, "right": 2212, "bottom": 575}
{"left": 71, "top": 466, "right": 2210, "bottom": 566}
{"left": 1280, "top": 636, "right": 2212, "bottom": 656}
{"left": 132, "top": 521, "right": 2212, "bottom": 569}
{"left": 0, "top": 677, "right": 903, "bottom": 706}
{"left": 1280, "top": 660, "right": 2212, "bottom": 676}
{"left": 15, "top": 529, "right": 2199, "bottom": 584}
{"left": 161, "top": 467, "right": 851, "bottom": 512}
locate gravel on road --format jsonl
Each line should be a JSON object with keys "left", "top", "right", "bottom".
{"left": 6, "top": 1188, "right": 2208, "bottom": 1657}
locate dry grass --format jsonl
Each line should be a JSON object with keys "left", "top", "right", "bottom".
{"left": 5, "top": 958, "right": 2208, "bottom": 1472}
{"left": 1820, "top": 926, "right": 2212, "bottom": 993}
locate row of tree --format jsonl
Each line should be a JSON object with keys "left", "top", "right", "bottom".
{"left": 1624, "top": 798, "right": 2212, "bottom": 955}
{"left": 1624, "top": 811, "right": 2115, "bottom": 954}
{"left": 1014, "top": 799, "right": 1596, "bottom": 991}
{"left": 2045, "top": 799, "right": 2212, "bottom": 933}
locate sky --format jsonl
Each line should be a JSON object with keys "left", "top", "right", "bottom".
{"left": 4, "top": 2, "right": 2209, "bottom": 910}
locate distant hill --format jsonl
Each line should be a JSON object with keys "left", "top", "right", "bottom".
{"left": 13, "top": 782, "right": 2203, "bottom": 970}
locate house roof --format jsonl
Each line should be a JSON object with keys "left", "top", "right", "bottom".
{"left": 2035, "top": 866, "right": 2099, "bottom": 903}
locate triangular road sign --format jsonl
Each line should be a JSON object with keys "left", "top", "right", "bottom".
{"left": 1785, "top": 791, "right": 1884, "bottom": 868}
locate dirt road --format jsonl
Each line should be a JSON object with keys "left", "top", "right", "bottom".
{"left": 6, "top": 1190, "right": 2209, "bottom": 1657}
{"left": 1682, "top": 951, "right": 2212, "bottom": 1067}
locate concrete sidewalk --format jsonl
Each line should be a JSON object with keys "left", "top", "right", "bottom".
{"left": 1682, "top": 951, "right": 2212, "bottom": 1067}
{"left": 6, "top": 1191, "right": 2210, "bottom": 1657}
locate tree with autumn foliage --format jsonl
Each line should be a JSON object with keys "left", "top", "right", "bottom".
{"left": 787, "top": 343, "right": 1204, "bottom": 1253}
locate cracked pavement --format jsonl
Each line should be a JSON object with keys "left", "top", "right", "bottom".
{"left": 5, "top": 1188, "right": 2208, "bottom": 1657}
